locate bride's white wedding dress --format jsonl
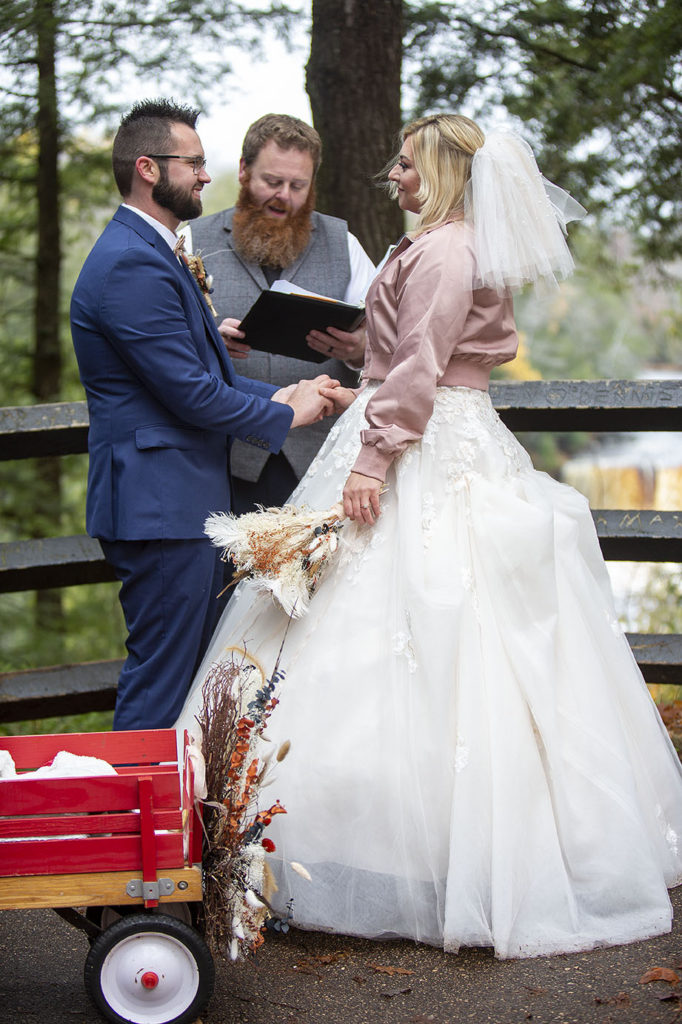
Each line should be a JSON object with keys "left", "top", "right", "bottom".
{"left": 177, "top": 381, "right": 682, "bottom": 959}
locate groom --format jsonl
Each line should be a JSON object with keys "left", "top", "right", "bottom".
{"left": 70, "top": 99, "right": 335, "bottom": 731}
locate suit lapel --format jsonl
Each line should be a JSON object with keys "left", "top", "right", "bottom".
{"left": 114, "top": 207, "right": 235, "bottom": 384}
{"left": 174, "top": 252, "right": 235, "bottom": 383}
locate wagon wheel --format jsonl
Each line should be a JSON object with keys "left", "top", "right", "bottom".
{"left": 87, "top": 901, "right": 194, "bottom": 932}
{"left": 84, "top": 912, "right": 214, "bottom": 1024}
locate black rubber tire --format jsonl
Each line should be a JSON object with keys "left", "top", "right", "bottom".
{"left": 83, "top": 912, "right": 214, "bottom": 1024}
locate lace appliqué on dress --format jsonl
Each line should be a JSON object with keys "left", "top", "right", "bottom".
{"left": 322, "top": 437, "right": 362, "bottom": 478}
{"left": 656, "top": 803, "right": 680, "bottom": 857}
{"left": 422, "top": 492, "right": 437, "bottom": 549}
{"left": 421, "top": 387, "right": 531, "bottom": 491}
{"left": 452, "top": 734, "right": 469, "bottom": 773}
{"left": 338, "top": 521, "right": 387, "bottom": 586}
{"left": 461, "top": 566, "right": 482, "bottom": 623}
{"left": 393, "top": 618, "right": 418, "bottom": 673}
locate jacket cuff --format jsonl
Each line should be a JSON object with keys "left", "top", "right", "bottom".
{"left": 351, "top": 444, "right": 393, "bottom": 482}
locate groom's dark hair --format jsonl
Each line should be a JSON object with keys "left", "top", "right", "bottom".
{"left": 112, "top": 98, "right": 200, "bottom": 197}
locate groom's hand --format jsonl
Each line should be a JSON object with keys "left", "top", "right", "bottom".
{"left": 218, "top": 317, "right": 250, "bottom": 360}
{"left": 273, "top": 375, "right": 339, "bottom": 427}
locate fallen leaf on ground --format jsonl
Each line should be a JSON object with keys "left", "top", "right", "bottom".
{"left": 380, "top": 985, "right": 412, "bottom": 998}
{"left": 291, "top": 961, "right": 322, "bottom": 977}
{"left": 368, "top": 962, "right": 415, "bottom": 976}
{"left": 595, "top": 992, "right": 631, "bottom": 1006}
{"left": 309, "top": 951, "right": 349, "bottom": 964}
{"left": 659, "top": 702, "right": 682, "bottom": 730}
{"left": 640, "top": 967, "right": 680, "bottom": 986}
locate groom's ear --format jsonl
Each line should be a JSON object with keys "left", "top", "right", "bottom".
{"left": 135, "top": 155, "right": 159, "bottom": 187}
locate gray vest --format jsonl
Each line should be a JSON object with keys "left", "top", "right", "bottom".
{"left": 190, "top": 207, "right": 360, "bottom": 482}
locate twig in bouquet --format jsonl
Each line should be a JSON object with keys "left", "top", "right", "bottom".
{"left": 196, "top": 634, "right": 292, "bottom": 959}
{"left": 205, "top": 501, "right": 347, "bottom": 617}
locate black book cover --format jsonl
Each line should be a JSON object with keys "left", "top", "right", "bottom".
{"left": 239, "top": 290, "right": 366, "bottom": 364}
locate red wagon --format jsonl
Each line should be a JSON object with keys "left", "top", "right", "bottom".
{"left": 0, "top": 728, "right": 214, "bottom": 1024}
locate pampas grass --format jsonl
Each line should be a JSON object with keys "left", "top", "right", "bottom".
{"left": 205, "top": 502, "right": 345, "bottom": 617}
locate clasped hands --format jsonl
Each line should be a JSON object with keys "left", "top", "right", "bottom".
{"left": 271, "top": 377, "right": 377, "bottom": 524}
{"left": 272, "top": 379, "right": 379, "bottom": 525}
{"left": 272, "top": 376, "right": 357, "bottom": 427}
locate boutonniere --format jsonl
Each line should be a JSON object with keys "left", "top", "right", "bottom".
{"left": 186, "top": 252, "right": 218, "bottom": 318}
{"left": 174, "top": 235, "right": 218, "bottom": 318}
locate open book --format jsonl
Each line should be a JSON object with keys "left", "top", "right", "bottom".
{"left": 238, "top": 280, "right": 366, "bottom": 364}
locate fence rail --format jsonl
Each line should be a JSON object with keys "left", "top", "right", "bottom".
{"left": 2, "top": 381, "right": 681, "bottom": 723}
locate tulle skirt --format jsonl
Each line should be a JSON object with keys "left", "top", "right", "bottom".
{"left": 177, "top": 384, "right": 682, "bottom": 959}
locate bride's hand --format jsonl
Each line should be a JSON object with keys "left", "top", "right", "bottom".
{"left": 319, "top": 385, "right": 357, "bottom": 414}
{"left": 343, "top": 471, "right": 382, "bottom": 524}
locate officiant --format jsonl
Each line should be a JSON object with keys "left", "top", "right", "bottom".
{"left": 183, "top": 113, "right": 376, "bottom": 512}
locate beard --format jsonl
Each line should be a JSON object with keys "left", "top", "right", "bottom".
{"left": 152, "top": 167, "right": 203, "bottom": 222}
{"left": 232, "top": 179, "right": 315, "bottom": 269}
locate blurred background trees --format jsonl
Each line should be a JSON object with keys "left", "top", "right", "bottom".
{"left": 0, "top": 0, "right": 294, "bottom": 679}
{"left": 1, "top": 0, "right": 680, "bottom": 707}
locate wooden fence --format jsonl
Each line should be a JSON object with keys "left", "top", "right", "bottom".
{"left": 1, "top": 379, "right": 681, "bottom": 722}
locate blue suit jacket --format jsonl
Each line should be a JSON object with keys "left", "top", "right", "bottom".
{"left": 70, "top": 205, "right": 293, "bottom": 541}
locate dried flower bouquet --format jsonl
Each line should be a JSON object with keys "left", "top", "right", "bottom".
{"left": 196, "top": 647, "right": 289, "bottom": 959}
{"left": 204, "top": 502, "right": 346, "bottom": 618}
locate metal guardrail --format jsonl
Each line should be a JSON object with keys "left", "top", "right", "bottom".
{"left": 1, "top": 381, "right": 681, "bottom": 722}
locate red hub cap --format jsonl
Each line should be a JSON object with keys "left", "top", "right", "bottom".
{"left": 140, "top": 970, "right": 159, "bottom": 989}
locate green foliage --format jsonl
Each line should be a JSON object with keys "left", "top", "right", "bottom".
{"left": 514, "top": 224, "right": 682, "bottom": 381}
{"left": 0, "top": 710, "right": 114, "bottom": 738}
{"left": 0, "top": 0, "right": 292, "bottom": 711}
{"left": 620, "top": 565, "right": 682, "bottom": 636}
{"left": 0, "top": 580, "right": 125, "bottom": 672}
{"left": 404, "top": 0, "right": 682, "bottom": 259}
{"left": 1, "top": 0, "right": 681, "bottom": 730}
{"left": 494, "top": 220, "right": 682, "bottom": 479}
{"left": 200, "top": 168, "right": 240, "bottom": 218}
{"left": 0, "top": 0, "right": 296, "bottom": 136}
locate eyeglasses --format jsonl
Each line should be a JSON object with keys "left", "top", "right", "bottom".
{"left": 146, "top": 154, "right": 207, "bottom": 174}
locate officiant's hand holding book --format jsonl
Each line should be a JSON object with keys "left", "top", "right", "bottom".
{"left": 219, "top": 280, "right": 366, "bottom": 365}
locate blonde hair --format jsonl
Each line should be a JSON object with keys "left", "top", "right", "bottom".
{"left": 391, "top": 114, "right": 485, "bottom": 234}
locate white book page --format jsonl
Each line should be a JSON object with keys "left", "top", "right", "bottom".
{"left": 269, "top": 278, "right": 335, "bottom": 301}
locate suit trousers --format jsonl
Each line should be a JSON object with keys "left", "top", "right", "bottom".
{"left": 101, "top": 538, "right": 227, "bottom": 730}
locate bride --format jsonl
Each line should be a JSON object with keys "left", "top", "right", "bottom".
{"left": 177, "top": 113, "right": 682, "bottom": 959}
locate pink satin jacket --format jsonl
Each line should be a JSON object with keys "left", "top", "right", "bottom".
{"left": 353, "top": 219, "right": 518, "bottom": 481}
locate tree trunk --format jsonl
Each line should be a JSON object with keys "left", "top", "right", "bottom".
{"left": 306, "top": 0, "right": 404, "bottom": 264}
{"left": 33, "top": 0, "right": 63, "bottom": 639}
